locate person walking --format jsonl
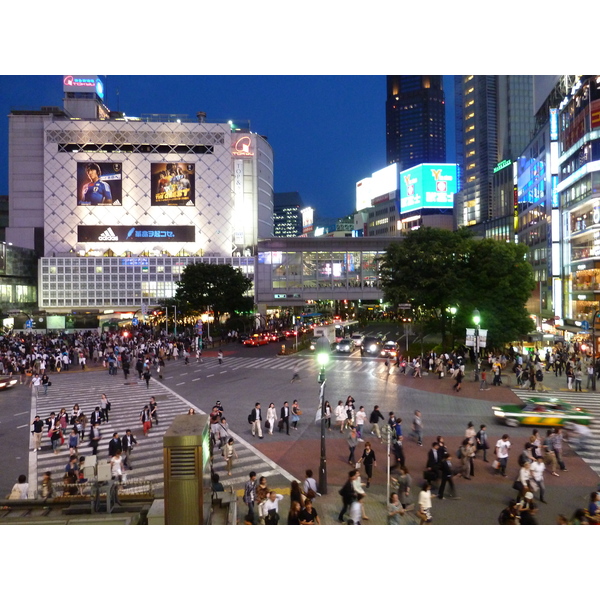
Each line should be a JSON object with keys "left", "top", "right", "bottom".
{"left": 291, "top": 399, "right": 301, "bottom": 430}
{"left": 8, "top": 475, "right": 29, "bottom": 500}
{"left": 31, "top": 415, "right": 44, "bottom": 452}
{"left": 140, "top": 405, "right": 152, "bottom": 436}
{"left": 437, "top": 454, "right": 457, "bottom": 499}
{"left": 369, "top": 404, "right": 385, "bottom": 441}
{"left": 392, "top": 465, "right": 413, "bottom": 508}
{"left": 243, "top": 471, "right": 257, "bottom": 524}
{"left": 143, "top": 367, "right": 152, "bottom": 388}
{"left": 279, "top": 401, "right": 290, "bottom": 435}
{"left": 411, "top": 410, "right": 423, "bottom": 445}
{"left": 41, "top": 373, "right": 50, "bottom": 395}
{"left": 250, "top": 402, "right": 263, "bottom": 439}
{"left": 218, "top": 349, "right": 223, "bottom": 365}
{"left": 357, "top": 441, "right": 376, "bottom": 488}
{"left": 149, "top": 396, "right": 159, "bottom": 426}
{"left": 347, "top": 425, "right": 359, "bottom": 466}
{"left": 89, "top": 422, "right": 101, "bottom": 456}
{"left": 453, "top": 367, "right": 463, "bottom": 392}
{"left": 100, "top": 394, "right": 110, "bottom": 423}
{"left": 335, "top": 400, "right": 346, "bottom": 433}
{"left": 417, "top": 482, "right": 433, "bottom": 524}
{"left": 529, "top": 455, "right": 547, "bottom": 503}
{"left": 222, "top": 437, "right": 238, "bottom": 476}
{"left": 475, "top": 424, "right": 490, "bottom": 462}
{"left": 495, "top": 434, "right": 511, "bottom": 477}
{"left": 388, "top": 492, "right": 407, "bottom": 525}
{"left": 266, "top": 402, "right": 277, "bottom": 435}
{"left": 323, "top": 400, "right": 332, "bottom": 430}
{"left": 122, "top": 429, "right": 137, "bottom": 470}
{"left": 354, "top": 405, "right": 367, "bottom": 439}
{"left": 337, "top": 469, "right": 359, "bottom": 523}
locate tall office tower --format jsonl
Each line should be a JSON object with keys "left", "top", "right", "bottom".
{"left": 457, "top": 75, "right": 534, "bottom": 228}
{"left": 273, "top": 192, "right": 303, "bottom": 237}
{"left": 386, "top": 75, "right": 446, "bottom": 171}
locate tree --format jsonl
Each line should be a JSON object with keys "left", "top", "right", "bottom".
{"left": 378, "top": 227, "right": 473, "bottom": 344}
{"left": 379, "top": 228, "right": 535, "bottom": 350}
{"left": 174, "top": 263, "right": 254, "bottom": 323}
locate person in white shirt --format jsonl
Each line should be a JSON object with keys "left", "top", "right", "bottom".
{"left": 355, "top": 406, "right": 367, "bottom": 439}
{"left": 8, "top": 474, "right": 29, "bottom": 499}
{"left": 302, "top": 469, "right": 320, "bottom": 498}
{"left": 495, "top": 434, "right": 511, "bottom": 477}
{"left": 263, "top": 491, "right": 284, "bottom": 525}
{"left": 529, "top": 455, "right": 546, "bottom": 503}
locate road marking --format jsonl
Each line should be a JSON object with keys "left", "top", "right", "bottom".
{"left": 17, "top": 423, "right": 29, "bottom": 429}
{"left": 14, "top": 411, "right": 29, "bottom": 416}
{"left": 192, "top": 378, "right": 200, "bottom": 381}
{"left": 207, "top": 374, "right": 214, "bottom": 378}
{"left": 176, "top": 382, "right": 185, "bottom": 386}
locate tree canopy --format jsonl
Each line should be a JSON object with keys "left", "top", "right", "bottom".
{"left": 174, "top": 263, "right": 254, "bottom": 322}
{"left": 378, "top": 228, "right": 535, "bottom": 349}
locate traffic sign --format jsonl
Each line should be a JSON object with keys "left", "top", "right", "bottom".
{"left": 132, "top": 317, "right": 139, "bottom": 326}
{"left": 398, "top": 303, "right": 412, "bottom": 310}
{"left": 25, "top": 319, "right": 33, "bottom": 329}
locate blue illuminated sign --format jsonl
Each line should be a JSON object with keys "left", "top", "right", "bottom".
{"left": 550, "top": 108, "right": 558, "bottom": 141}
{"left": 551, "top": 175, "right": 559, "bottom": 208}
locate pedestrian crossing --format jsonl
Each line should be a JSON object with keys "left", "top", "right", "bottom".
{"left": 512, "top": 388, "right": 600, "bottom": 476}
{"left": 29, "top": 371, "right": 296, "bottom": 497}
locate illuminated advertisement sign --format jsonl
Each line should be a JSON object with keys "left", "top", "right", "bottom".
{"left": 399, "top": 163, "right": 457, "bottom": 214}
{"left": 151, "top": 163, "right": 195, "bottom": 206}
{"left": 77, "top": 162, "right": 122, "bottom": 206}
{"left": 549, "top": 108, "right": 559, "bottom": 141}
{"left": 301, "top": 207, "right": 314, "bottom": 233}
{"left": 355, "top": 164, "right": 398, "bottom": 211}
{"left": 63, "top": 75, "right": 104, "bottom": 100}
{"left": 78, "top": 225, "right": 195, "bottom": 243}
{"left": 493, "top": 159, "right": 512, "bottom": 174}
{"left": 232, "top": 134, "right": 254, "bottom": 157}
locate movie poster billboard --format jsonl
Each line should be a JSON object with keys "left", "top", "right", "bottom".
{"left": 151, "top": 163, "right": 195, "bottom": 206}
{"left": 77, "top": 162, "right": 122, "bottom": 206}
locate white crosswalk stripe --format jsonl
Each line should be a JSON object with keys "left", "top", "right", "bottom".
{"left": 30, "top": 371, "right": 295, "bottom": 495}
{"left": 512, "top": 388, "right": 600, "bottom": 475}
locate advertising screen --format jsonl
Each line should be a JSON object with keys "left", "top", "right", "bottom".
{"left": 78, "top": 225, "right": 195, "bottom": 243}
{"left": 399, "top": 163, "right": 457, "bottom": 214}
{"left": 151, "top": 163, "right": 195, "bottom": 206}
{"left": 77, "top": 162, "right": 122, "bottom": 206}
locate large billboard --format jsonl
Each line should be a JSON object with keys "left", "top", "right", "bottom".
{"left": 399, "top": 163, "right": 457, "bottom": 214}
{"left": 151, "top": 163, "right": 195, "bottom": 206}
{"left": 355, "top": 164, "right": 398, "bottom": 211}
{"left": 78, "top": 225, "right": 195, "bottom": 243}
{"left": 77, "top": 162, "right": 122, "bottom": 206}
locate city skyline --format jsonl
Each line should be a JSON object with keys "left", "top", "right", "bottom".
{"left": 0, "top": 75, "right": 458, "bottom": 221}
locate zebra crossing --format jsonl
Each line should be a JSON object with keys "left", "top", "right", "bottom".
{"left": 29, "top": 370, "right": 296, "bottom": 496}
{"left": 512, "top": 388, "right": 600, "bottom": 476}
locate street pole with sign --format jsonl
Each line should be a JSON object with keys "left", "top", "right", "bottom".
{"left": 316, "top": 335, "right": 330, "bottom": 494}
{"left": 381, "top": 425, "right": 392, "bottom": 503}
{"left": 472, "top": 309, "right": 481, "bottom": 382}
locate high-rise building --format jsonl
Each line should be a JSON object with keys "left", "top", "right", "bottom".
{"left": 273, "top": 192, "right": 303, "bottom": 237}
{"left": 386, "top": 76, "right": 446, "bottom": 171}
{"left": 455, "top": 75, "right": 535, "bottom": 232}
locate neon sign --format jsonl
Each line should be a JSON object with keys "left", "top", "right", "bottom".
{"left": 232, "top": 136, "right": 254, "bottom": 157}
{"left": 493, "top": 159, "right": 512, "bottom": 174}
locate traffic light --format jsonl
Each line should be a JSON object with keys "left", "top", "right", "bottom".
{"left": 317, "top": 351, "right": 329, "bottom": 383}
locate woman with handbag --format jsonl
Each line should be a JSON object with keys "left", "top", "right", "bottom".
{"left": 266, "top": 403, "right": 277, "bottom": 435}
{"left": 357, "top": 441, "right": 377, "bottom": 488}
{"left": 291, "top": 400, "right": 301, "bottom": 430}
{"left": 222, "top": 438, "right": 238, "bottom": 476}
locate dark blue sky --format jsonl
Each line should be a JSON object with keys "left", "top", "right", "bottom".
{"left": 0, "top": 75, "right": 455, "bottom": 220}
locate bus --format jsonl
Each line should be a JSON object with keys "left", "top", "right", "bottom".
{"left": 310, "top": 319, "right": 359, "bottom": 350}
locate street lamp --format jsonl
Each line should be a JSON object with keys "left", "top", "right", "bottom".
{"left": 315, "top": 335, "right": 331, "bottom": 494}
{"left": 448, "top": 306, "right": 457, "bottom": 350}
{"left": 473, "top": 309, "right": 481, "bottom": 382}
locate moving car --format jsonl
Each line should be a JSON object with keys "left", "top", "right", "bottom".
{"left": 350, "top": 333, "right": 365, "bottom": 349}
{"left": 380, "top": 340, "right": 399, "bottom": 358}
{"left": 336, "top": 338, "right": 355, "bottom": 354}
{"left": 243, "top": 334, "right": 269, "bottom": 347}
{"left": 492, "top": 397, "right": 593, "bottom": 429}
{"left": 362, "top": 336, "right": 384, "bottom": 356}
{"left": 0, "top": 375, "right": 18, "bottom": 390}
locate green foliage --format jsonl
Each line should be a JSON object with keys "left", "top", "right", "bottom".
{"left": 379, "top": 228, "right": 535, "bottom": 349}
{"left": 174, "top": 263, "right": 253, "bottom": 321}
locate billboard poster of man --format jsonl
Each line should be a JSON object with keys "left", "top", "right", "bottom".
{"left": 151, "top": 163, "right": 195, "bottom": 206}
{"left": 77, "top": 162, "right": 122, "bottom": 206}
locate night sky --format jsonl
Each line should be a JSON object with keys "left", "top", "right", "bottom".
{"left": 0, "top": 74, "right": 456, "bottom": 221}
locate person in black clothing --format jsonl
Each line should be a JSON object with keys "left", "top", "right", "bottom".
{"left": 149, "top": 397, "right": 158, "bottom": 425}
{"left": 369, "top": 405, "right": 385, "bottom": 441}
{"left": 122, "top": 429, "right": 137, "bottom": 470}
{"left": 437, "top": 455, "right": 456, "bottom": 499}
{"left": 279, "top": 401, "right": 290, "bottom": 435}
{"left": 108, "top": 432, "right": 122, "bottom": 457}
{"left": 338, "top": 469, "right": 359, "bottom": 523}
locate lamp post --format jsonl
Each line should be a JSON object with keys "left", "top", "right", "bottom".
{"left": 473, "top": 309, "right": 481, "bottom": 382}
{"left": 316, "top": 335, "right": 330, "bottom": 494}
{"left": 448, "top": 306, "right": 457, "bottom": 350}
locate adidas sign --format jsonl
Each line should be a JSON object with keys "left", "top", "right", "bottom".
{"left": 98, "top": 227, "right": 118, "bottom": 241}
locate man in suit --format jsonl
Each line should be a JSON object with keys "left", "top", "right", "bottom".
{"left": 279, "top": 401, "right": 290, "bottom": 435}
{"left": 425, "top": 442, "right": 442, "bottom": 492}
{"left": 108, "top": 432, "right": 122, "bottom": 457}
{"left": 122, "top": 429, "right": 137, "bottom": 470}
{"left": 437, "top": 455, "right": 457, "bottom": 499}
{"left": 251, "top": 402, "right": 263, "bottom": 439}
{"left": 90, "top": 406, "right": 103, "bottom": 426}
